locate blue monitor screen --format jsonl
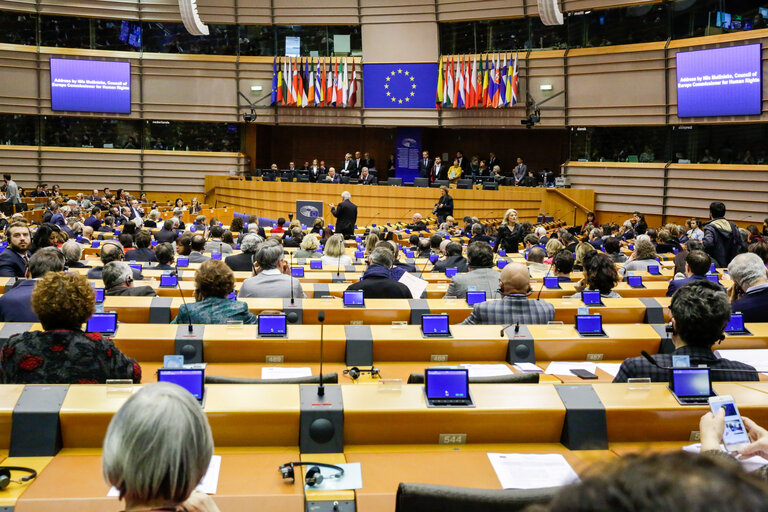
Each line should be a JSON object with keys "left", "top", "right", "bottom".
{"left": 582, "top": 290, "right": 602, "bottom": 305}
{"left": 710, "top": 263, "right": 717, "bottom": 273}
{"left": 672, "top": 368, "right": 711, "bottom": 396}
{"left": 647, "top": 265, "right": 660, "bottom": 275}
{"left": 291, "top": 267, "right": 305, "bottom": 277}
{"left": 676, "top": 44, "right": 762, "bottom": 117}
{"left": 576, "top": 315, "right": 602, "bottom": 334}
{"left": 91, "top": 241, "right": 99, "bottom": 248}
{"left": 160, "top": 274, "right": 178, "bottom": 287}
{"left": 157, "top": 369, "right": 204, "bottom": 400}
{"left": 497, "top": 260, "right": 507, "bottom": 269}
{"left": 129, "top": 264, "right": 142, "bottom": 272}
{"left": 354, "top": 251, "right": 364, "bottom": 258}
{"left": 707, "top": 274, "right": 720, "bottom": 283}
{"left": 176, "top": 258, "right": 189, "bottom": 268}
{"left": 310, "top": 260, "right": 322, "bottom": 270}
{"left": 628, "top": 275, "right": 643, "bottom": 287}
{"left": 422, "top": 315, "right": 450, "bottom": 334}
{"left": 725, "top": 313, "right": 745, "bottom": 332}
{"left": 445, "top": 268, "right": 458, "bottom": 278}
{"left": 466, "top": 291, "right": 486, "bottom": 305}
{"left": 94, "top": 288, "right": 105, "bottom": 303}
{"left": 87, "top": 312, "right": 117, "bottom": 333}
{"left": 211, "top": 253, "right": 222, "bottom": 260}
{"left": 544, "top": 277, "right": 560, "bottom": 288}
{"left": 425, "top": 369, "right": 468, "bottom": 399}
{"left": 405, "top": 251, "right": 415, "bottom": 258}
{"left": 258, "top": 314, "right": 287, "bottom": 335}
{"left": 50, "top": 58, "right": 131, "bottom": 114}
{"left": 343, "top": 290, "right": 364, "bottom": 306}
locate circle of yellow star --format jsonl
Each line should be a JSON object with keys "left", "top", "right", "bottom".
{"left": 384, "top": 84, "right": 388, "bottom": 89}
{"left": 397, "top": 69, "right": 402, "bottom": 74}
{"left": 386, "top": 76, "right": 390, "bottom": 81}
{"left": 390, "top": 71, "right": 395, "bottom": 76}
{"left": 391, "top": 97, "right": 396, "bottom": 102}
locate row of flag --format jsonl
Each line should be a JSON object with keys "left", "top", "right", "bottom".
{"left": 436, "top": 53, "right": 519, "bottom": 109}
{"left": 271, "top": 57, "right": 358, "bottom": 107}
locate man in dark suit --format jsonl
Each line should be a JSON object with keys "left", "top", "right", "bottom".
{"left": 455, "top": 151, "right": 470, "bottom": 175}
{"left": 358, "top": 167, "right": 376, "bottom": 185}
{"left": 488, "top": 152, "right": 501, "bottom": 171}
{"left": 433, "top": 242, "right": 468, "bottom": 273}
{"left": 666, "top": 250, "right": 711, "bottom": 297}
{"left": 353, "top": 151, "right": 364, "bottom": 174}
{"left": 225, "top": 234, "right": 260, "bottom": 272}
{"left": 152, "top": 243, "right": 176, "bottom": 271}
{"left": 103, "top": 262, "right": 157, "bottom": 297}
{"left": 614, "top": 280, "right": 758, "bottom": 382}
{"left": 87, "top": 241, "right": 143, "bottom": 281}
{"left": 341, "top": 153, "right": 357, "bottom": 178}
{"left": 154, "top": 220, "right": 179, "bottom": 244}
{"left": 406, "top": 213, "right": 426, "bottom": 231}
{"left": 345, "top": 247, "right": 411, "bottom": 299}
{"left": 330, "top": 191, "right": 358, "bottom": 239}
{"left": 0, "top": 247, "right": 64, "bottom": 322}
{"left": 361, "top": 152, "right": 375, "bottom": 170}
{"left": 125, "top": 231, "right": 158, "bottom": 263}
{"left": 729, "top": 253, "right": 768, "bottom": 323}
{"left": 418, "top": 151, "right": 433, "bottom": 179}
{"left": 430, "top": 157, "right": 445, "bottom": 183}
{"left": 84, "top": 207, "right": 102, "bottom": 231}
{"left": 307, "top": 159, "right": 322, "bottom": 182}
{"left": 0, "top": 222, "right": 30, "bottom": 277}
{"left": 62, "top": 241, "right": 89, "bottom": 268}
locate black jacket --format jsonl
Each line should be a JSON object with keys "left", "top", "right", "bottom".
{"left": 731, "top": 287, "right": 768, "bottom": 323}
{"left": 433, "top": 255, "right": 469, "bottom": 273}
{"left": 345, "top": 265, "right": 411, "bottom": 299}
{"left": 0, "top": 249, "right": 27, "bottom": 278}
{"left": 154, "top": 230, "right": 178, "bottom": 244}
{"left": 495, "top": 224, "right": 524, "bottom": 253}
{"left": 435, "top": 195, "right": 453, "bottom": 219}
{"left": 106, "top": 285, "right": 157, "bottom": 297}
{"left": 703, "top": 218, "right": 746, "bottom": 268}
{"left": 225, "top": 252, "right": 256, "bottom": 272}
{"left": 332, "top": 199, "right": 358, "bottom": 238}
{"left": 125, "top": 248, "right": 158, "bottom": 263}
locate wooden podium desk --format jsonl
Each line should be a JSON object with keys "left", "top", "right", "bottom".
{"left": 526, "top": 324, "right": 662, "bottom": 361}
{"left": 547, "top": 298, "right": 666, "bottom": 324}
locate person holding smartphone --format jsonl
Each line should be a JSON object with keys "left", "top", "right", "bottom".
{"left": 701, "top": 406, "right": 768, "bottom": 474}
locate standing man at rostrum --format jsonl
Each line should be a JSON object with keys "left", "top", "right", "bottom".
{"left": 329, "top": 191, "right": 358, "bottom": 240}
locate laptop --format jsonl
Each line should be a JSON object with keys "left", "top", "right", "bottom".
{"left": 445, "top": 268, "right": 458, "bottom": 278}
{"left": 291, "top": 267, "right": 305, "bottom": 278}
{"left": 93, "top": 287, "right": 105, "bottom": 304}
{"left": 421, "top": 314, "right": 452, "bottom": 338}
{"left": 497, "top": 260, "right": 508, "bottom": 269}
{"left": 129, "top": 263, "right": 142, "bottom": 272}
{"left": 258, "top": 314, "right": 287, "bottom": 338}
{"left": 157, "top": 368, "right": 206, "bottom": 405}
{"left": 724, "top": 313, "right": 751, "bottom": 336}
{"left": 176, "top": 257, "right": 189, "bottom": 268}
{"left": 543, "top": 277, "right": 560, "bottom": 289}
{"left": 86, "top": 312, "right": 118, "bottom": 336}
{"left": 627, "top": 275, "right": 645, "bottom": 288}
{"left": 310, "top": 260, "right": 323, "bottom": 270}
{"left": 343, "top": 290, "right": 365, "bottom": 308}
{"left": 582, "top": 290, "right": 603, "bottom": 307}
{"left": 575, "top": 314, "right": 606, "bottom": 337}
{"left": 647, "top": 265, "right": 662, "bottom": 276}
{"left": 424, "top": 368, "right": 474, "bottom": 407}
{"left": 159, "top": 274, "right": 178, "bottom": 288}
{"left": 668, "top": 367, "right": 715, "bottom": 405}
{"left": 466, "top": 291, "right": 486, "bottom": 305}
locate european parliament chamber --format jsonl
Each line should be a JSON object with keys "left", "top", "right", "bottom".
{"left": 0, "top": 0, "right": 767, "bottom": 511}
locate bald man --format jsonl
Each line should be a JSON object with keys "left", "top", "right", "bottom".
{"left": 460, "top": 262, "right": 555, "bottom": 325}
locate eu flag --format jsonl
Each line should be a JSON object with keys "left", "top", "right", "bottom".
{"left": 363, "top": 63, "right": 438, "bottom": 109}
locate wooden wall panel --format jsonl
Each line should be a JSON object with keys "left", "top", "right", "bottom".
{"left": 39, "top": 147, "right": 142, "bottom": 190}
{"left": 272, "top": 0, "right": 358, "bottom": 25}
{"left": 562, "top": 0, "right": 659, "bottom": 12}
{"left": 565, "top": 162, "right": 665, "bottom": 216}
{"left": 0, "top": 146, "right": 39, "bottom": 190}
{"left": 360, "top": 0, "right": 435, "bottom": 25}
{"left": 143, "top": 150, "right": 243, "bottom": 194}
{"left": 38, "top": 0, "right": 139, "bottom": 19}
{"left": 0, "top": 47, "right": 38, "bottom": 115}
{"left": 436, "top": 0, "right": 526, "bottom": 22}
{"left": 0, "top": 0, "right": 35, "bottom": 12}
{"left": 361, "top": 22, "right": 438, "bottom": 63}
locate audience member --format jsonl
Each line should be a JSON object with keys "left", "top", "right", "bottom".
{"left": 238, "top": 242, "right": 305, "bottom": 299}
{"left": 124, "top": 231, "right": 158, "bottom": 262}
{"left": 205, "top": 225, "right": 233, "bottom": 254}
{"left": 0, "top": 222, "right": 31, "bottom": 277}
{"left": 154, "top": 219, "right": 178, "bottom": 244}
{"left": 703, "top": 201, "right": 746, "bottom": 267}
{"left": 103, "top": 262, "right": 157, "bottom": 297}
{"left": 0, "top": 272, "right": 140, "bottom": 384}
{"left": 406, "top": 213, "right": 426, "bottom": 232}
{"left": 549, "top": 249, "right": 574, "bottom": 282}
{"left": 468, "top": 223, "right": 493, "bottom": 245}
{"left": 172, "top": 260, "right": 258, "bottom": 324}
{"left": 386, "top": 241, "right": 417, "bottom": 279}
{"left": 345, "top": 247, "right": 411, "bottom": 299}
{"left": 224, "top": 234, "right": 262, "bottom": 271}
{"left": 728, "top": 253, "right": 768, "bottom": 323}
{"left": 620, "top": 238, "right": 658, "bottom": 274}
{"left": 573, "top": 241, "right": 597, "bottom": 272}
{"left": 445, "top": 242, "right": 500, "bottom": 299}
{"left": 613, "top": 280, "right": 758, "bottom": 382}
{"left": 461, "top": 263, "right": 555, "bottom": 325}
{"left": 667, "top": 250, "right": 711, "bottom": 296}
{"left": 572, "top": 252, "right": 621, "bottom": 299}
{"left": 543, "top": 239, "right": 563, "bottom": 263}
{"left": 330, "top": 191, "right": 357, "bottom": 239}
{"left": 87, "top": 241, "right": 143, "bottom": 281}
{"left": 153, "top": 243, "right": 176, "bottom": 270}
{"left": 494, "top": 209, "right": 524, "bottom": 254}
{"left": 432, "top": 242, "right": 468, "bottom": 273}
{"left": 321, "top": 234, "right": 351, "bottom": 268}
{"left": 686, "top": 218, "right": 704, "bottom": 241}
{"left": 749, "top": 241, "right": 768, "bottom": 265}
{"left": 603, "top": 237, "right": 627, "bottom": 263}
{"left": 527, "top": 246, "right": 546, "bottom": 264}
{"left": 188, "top": 235, "right": 210, "bottom": 263}
{"left": 61, "top": 240, "right": 88, "bottom": 268}
{"left": 0, "top": 247, "right": 65, "bottom": 322}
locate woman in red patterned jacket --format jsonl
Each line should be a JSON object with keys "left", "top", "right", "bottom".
{"left": 0, "top": 272, "right": 140, "bottom": 384}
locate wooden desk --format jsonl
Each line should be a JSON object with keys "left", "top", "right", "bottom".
{"left": 527, "top": 324, "right": 662, "bottom": 361}
{"left": 548, "top": 298, "right": 665, "bottom": 324}
{"left": 0, "top": 385, "right": 24, "bottom": 450}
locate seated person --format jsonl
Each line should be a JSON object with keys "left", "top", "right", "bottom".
{"left": 433, "top": 241, "right": 468, "bottom": 273}
{"left": 124, "top": 231, "right": 158, "bottom": 263}
{"left": 0, "top": 272, "right": 141, "bottom": 384}
{"left": 87, "top": 241, "right": 143, "bottom": 281}
{"left": 61, "top": 240, "right": 89, "bottom": 268}
{"left": 543, "top": 239, "right": 563, "bottom": 264}
{"left": 667, "top": 250, "right": 711, "bottom": 297}
{"left": 225, "top": 234, "right": 262, "bottom": 271}
{"left": 468, "top": 223, "right": 493, "bottom": 245}
{"left": 527, "top": 246, "right": 546, "bottom": 264}
{"left": 324, "top": 168, "right": 341, "bottom": 183}
{"left": 406, "top": 234, "right": 420, "bottom": 252}
{"left": 188, "top": 235, "right": 210, "bottom": 263}
{"left": 0, "top": 247, "right": 65, "bottom": 322}
{"left": 153, "top": 242, "right": 176, "bottom": 271}
{"left": 386, "top": 241, "right": 417, "bottom": 279}
{"left": 604, "top": 236, "right": 627, "bottom": 263}
{"left": 294, "top": 233, "right": 321, "bottom": 259}
{"left": 573, "top": 241, "right": 597, "bottom": 272}
{"left": 345, "top": 247, "right": 411, "bottom": 299}
{"left": 406, "top": 213, "right": 426, "bottom": 232}
{"left": 154, "top": 219, "right": 178, "bottom": 244}
{"left": 620, "top": 237, "right": 659, "bottom": 275}
{"left": 613, "top": 280, "right": 758, "bottom": 382}
{"left": 570, "top": 252, "right": 621, "bottom": 299}
{"left": 547, "top": 249, "right": 574, "bottom": 282}
{"left": 320, "top": 234, "right": 351, "bottom": 268}
{"left": 461, "top": 263, "right": 555, "bottom": 325}
{"left": 445, "top": 242, "right": 500, "bottom": 299}
{"left": 238, "top": 241, "right": 305, "bottom": 299}
{"left": 103, "top": 262, "right": 157, "bottom": 297}
{"left": 204, "top": 225, "right": 233, "bottom": 255}
{"left": 283, "top": 227, "right": 304, "bottom": 248}
{"left": 171, "top": 260, "right": 258, "bottom": 325}
{"left": 102, "top": 383, "right": 219, "bottom": 512}
{"left": 728, "top": 252, "right": 768, "bottom": 323}
{"left": 587, "top": 228, "right": 604, "bottom": 250}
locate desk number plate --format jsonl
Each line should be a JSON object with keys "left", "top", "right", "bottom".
{"left": 439, "top": 433, "right": 467, "bottom": 445}
{"left": 430, "top": 354, "right": 449, "bottom": 362}
{"left": 266, "top": 355, "right": 284, "bottom": 363}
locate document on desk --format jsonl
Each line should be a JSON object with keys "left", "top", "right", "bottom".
{"left": 683, "top": 444, "right": 768, "bottom": 472}
{"left": 715, "top": 349, "right": 768, "bottom": 373}
{"left": 513, "top": 362, "right": 544, "bottom": 373}
{"left": 107, "top": 455, "right": 222, "bottom": 496}
{"left": 596, "top": 363, "right": 622, "bottom": 377}
{"left": 261, "top": 367, "right": 312, "bottom": 379}
{"left": 459, "top": 364, "right": 513, "bottom": 378}
{"left": 544, "top": 362, "right": 597, "bottom": 377}
{"left": 398, "top": 271, "right": 428, "bottom": 299}
{"left": 488, "top": 453, "right": 579, "bottom": 489}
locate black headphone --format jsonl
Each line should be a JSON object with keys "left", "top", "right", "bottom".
{"left": 0, "top": 467, "right": 37, "bottom": 490}
{"left": 343, "top": 367, "right": 380, "bottom": 380}
{"left": 279, "top": 462, "right": 344, "bottom": 487}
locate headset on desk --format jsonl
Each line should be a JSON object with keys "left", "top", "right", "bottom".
{"left": 279, "top": 462, "right": 344, "bottom": 487}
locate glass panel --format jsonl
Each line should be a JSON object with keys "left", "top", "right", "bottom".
{"left": 41, "top": 116, "right": 140, "bottom": 149}
{"left": 239, "top": 25, "right": 275, "bottom": 56}
{"left": 0, "top": 10, "right": 37, "bottom": 46}
{"left": 0, "top": 114, "right": 37, "bottom": 145}
{"left": 567, "top": 5, "right": 666, "bottom": 48}
{"left": 439, "top": 21, "right": 476, "bottom": 55}
{"left": 569, "top": 126, "right": 669, "bottom": 162}
{"left": 145, "top": 121, "right": 240, "bottom": 152}
{"left": 94, "top": 19, "right": 141, "bottom": 52}
{"left": 40, "top": 15, "right": 91, "bottom": 49}
{"left": 671, "top": 124, "right": 768, "bottom": 164}
{"left": 142, "top": 22, "right": 236, "bottom": 54}
{"left": 327, "top": 25, "right": 362, "bottom": 56}
{"left": 672, "top": 0, "right": 766, "bottom": 40}
{"left": 529, "top": 17, "right": 566, "bottom": 49}
{"left": 275, "top": 26, "right": 328, "bottom": 57}
{"left": 487, "top": 18, "right": 528, "bottom": 51}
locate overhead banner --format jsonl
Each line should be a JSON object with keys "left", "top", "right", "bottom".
{"left": 363, "top": 63, "right": 438, "bottom": 109}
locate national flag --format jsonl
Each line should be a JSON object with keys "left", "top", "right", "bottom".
{"left": 341, "top": 58, "right": 349, "bottom": 107}
{"left": 463, "top": 55, "right": 470, "bottom": 109}
{"left": 290, "top": 58, "right": 299, "bottom": 106}
{"left": 271, "top": 57, "right": 278, "bottom": 105}
{"left": 509, "top": 52, "right": 518, "bottom": 106}
{"left": 435, "top": 56, "right": 443, "bottom": 109}
{"left": 308, "top": 61, "right": 315, "bottom": 106}
{"left": 315, "top": 59, "right": 323, "bottom": 106}
{"left": 348, "top": 60, "right": 357, "bottom": 107}
{"left": 487, "top": 56, "right": 496, "bottom": 108}
{"left": 469, "top": 55, "right": 477, "bottom": 108}
{"left": 332, "top": 60, "right": 339, "bottom": 106}
{"left": 297, "top": 60, "right": 305, "bottom": 107}
{"left": 481, "top": 55, "right": 489, "bottom": 107}
{"left": 325, "top": 59, "right": 333, "bottom": 106}
{"left": 492, "top": 54, "right": 502, "bottom": 107}
{"left": 499, "top": 54, "right": 507, "bottom": 108}
{"left": 444, "top": 57, "right": 454, "bottom": 108}
{"left": 455, "top": 56, "right": 465, "bottom": 109}
{"left": 276, "top": 59, "right": 284, "bottom": 105}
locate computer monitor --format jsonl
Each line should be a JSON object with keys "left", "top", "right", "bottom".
{"left": 258, "top": 314, "right": 287, "bottom": 337}
{"left": 544, "top": 277, "right": 560, "bottom": 289}
{"left": 157, "top": 368, "right": 205, "bottom": 403}
{"left": 582, "top": 290, "right": 603, "bottom": 306}
{"left": 424, "top": 368, "right": 473, "bottom": 407}
{"left": 445, "top": 268, "right": 458, "bottom": 278}
{"left": 310, "top": 260, "right": 322, "bottom": 270}
{"left": 627, "top": 275, "right": 644, "bottom": 288}
{"left": 575, "top": 314, "right": 604, "bottom": 336}
{"left": 93, "top": 288, "right": 105, "bottom": 304}
{"left": 421, "top": 314, "right": 451, "bottom": 337}
{"left": 86, "top": 312, "right": 118, "bottom": 335}
{"left": 159, "top": 274, "right": 178, "bottom": 287}
{"left": 466, "top": 291, "right": 486, "bottom": 305}
{"left": 291, "top": 267, "right": 305, "bottom": 278}
{"left": 343, "top": 290, "right": 365, "bottom": 307}
{"left": 176, "top": 257, "right": 189, "bottom": 268}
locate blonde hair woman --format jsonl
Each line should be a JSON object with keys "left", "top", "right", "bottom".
{"left": 544, "top": 239, "right": 564, "bottom": 264}
{"left": 321, "top": 234, "right": 351, "bottom": 267}
{"left": 447, "top": 159, "right": 462, "bottom": 183}
{"left": 494, "top": 208, "right": 524, "bottom": 254}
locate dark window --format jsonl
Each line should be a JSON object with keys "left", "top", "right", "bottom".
{"left": 40, "top": 15, "right": 91, "bottom": 49}
{"left": 569, "top": 126, "right": 669, "bottom": 163}
{"left": 142, "top": 22, "right": 237, "bottom": 54}
{"left": 145, "top": 120, "right": 240, "bottom": 152}
{"left": 671, "top": 124, "right": 768, "bottom": 164}
{"left": 0, "top": 114, "right": 37, "bottom": 145}
{"left": 0, "top": 11, "right": 37, "bottom": 45}
{"left": 672, "top": 0, "right": 766, "bottom": 40}
{"left": 41, "top": 116, "right": 140, "bottom": 149}
{"left": 567, "top": 5, "right": 666, "bottom": 49}
{"left": 239, "top": 25, "right": 275, "bottom": 56}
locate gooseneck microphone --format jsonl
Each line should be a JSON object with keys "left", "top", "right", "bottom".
{"left": 289, "top": 250, "right": 295, "bottom": 305}
{"left": 173, "top": 268, "right": 193, "bottom": 334}
{"left": 318, "top": 310, "right": 326, "bottom": 396}
{"left": 535, "top": 261, "right": 555, "bottom": 301}
{"left": 499, "top": 321, "right": 520, "bottom": 338}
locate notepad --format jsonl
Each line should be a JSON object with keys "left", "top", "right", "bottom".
{"left": 261, "top": 367, "right": 312, "bottom": 380}
{"left": 544, "top": 362, "right": 597, "bottom": 377}
{"left": 459, "top": 364, "right": 513, "bottom": 378}
{"left": 488, "top": 453, "right": 579, "bottom": 489}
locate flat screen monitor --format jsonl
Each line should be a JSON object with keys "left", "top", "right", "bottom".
{"left": 425, "top": 368, "right": 469, "bottom": 400}
{"left": 576, "top": 314, "right": 603, "bottom": 335}
{"left": 86, "top": 312, "right": 117, "bottom": 335}
{"left": 50, "top": 58, "right": 131, "bottom": 114}
{"left": 466, "top": 291, "right": 486, "bottom": 305}
{"left": 157, "top": 368, "right": 205, "bottom": 401}
{"left": 258, "top": 314, "right": 287, "bottom": 337}
{"left": 544, "top": 277, "right": 560, "bottom": 289}
{"left": 159, "top": 274, "right": 178, "bottom": 287}
{"left": 291, "top": 267, "right": 305, "bottom": 277}
{"left": 93, "top": 288, "right": 105, "bottom": 303}
{"left": 421, "top": 314, "right": 451, "bottom": 337}
{"left": 343, "top": 290, "right": 365, "bottom": 307}
{"left": 671, "top": 368, "right": 712, "bottom": 397}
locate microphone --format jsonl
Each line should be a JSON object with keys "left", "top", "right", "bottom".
{"left": 336, "top": 256, "right": 342, "bottom": 277}
{"left": 499, "top": 321, "right": 520, "bottom": 338}
{"left": 318, "top": 310, "right": 325, "bottom": 397}
{"left": 173, "top": 267, "right": 193, "bottom": 335}
{"left": 639, "top": 350, "right": 758, "bottom": 374}
{"left": 289, "top": 250, "right": 295, "bottom": 305}
{"left": 535, "top": 261, "right": 555, "bottom": 301}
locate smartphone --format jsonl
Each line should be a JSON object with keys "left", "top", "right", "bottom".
{"left": 571, "top": 368, "right": 599, "bottom": 379}
{"left": 708, "top": 395, "right": 750, "bottom": 452}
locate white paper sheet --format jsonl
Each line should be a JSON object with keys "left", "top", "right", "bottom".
{"left": 544, "top": 362, "right": 597, "bottom": 377}
{"left": 108, "top": 455, "right": 222, "bottom": 497}
{"left": 715, "top": 349, "right": 768, "bottom": 372}
{"left": 683, "top": 444, "right": 768, "bottom": 472}
{"left": 487, "top": 453, "right": 579, "bottom": 489}
{"left": 261, "top": 367, "right": 313, "bottom": 379}
{"left": 398, "top": 271, "right": 428, "bottom": 299}
{"left": 459, "top": 364, "right": 513, "bottom": 378}
{"left": 513, "top": 362, "right": 544, "bottom": 373}
{"left": 304, "top": 463, "right": 363, "bottom": 491}
{"left": 596, "top": 363, "right": 622, "bottom": 377}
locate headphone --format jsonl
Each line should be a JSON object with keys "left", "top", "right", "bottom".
{"left": 0, "top": 467, "right": 37, "bottom": 490}
{"left": 665, "top": 321, "right": 725, "bottom": 343}
{"left": 343, "top": 366, "right": 380, "bottom": 380}
{"left": 279, "top": 462, "right": 344, "bottom": 487}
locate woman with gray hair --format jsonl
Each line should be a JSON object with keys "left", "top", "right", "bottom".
{"left": 620, "top": 238, "right": 659, "bottom": 275}
{"left": 294, "top": 233, "right": 320, "bottom": 259}
{"left": 103, "top": 382, "right": 219, "bottom": 512}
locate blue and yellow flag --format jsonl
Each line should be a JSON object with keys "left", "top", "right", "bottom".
{"left": 363, "top": 63, "right": 438, "bottom": 109}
